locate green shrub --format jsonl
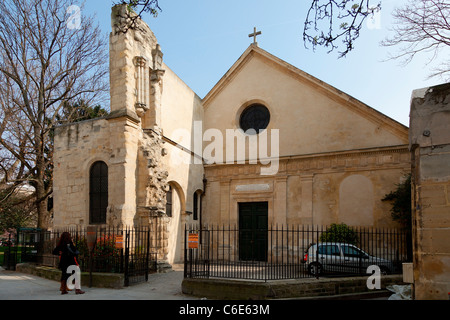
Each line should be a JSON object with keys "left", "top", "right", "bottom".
{"left": 382, "top": 174, "right": 411, "bottom": 230}
{"left": 319, "top": 223, "right": 358, "bottom": 245}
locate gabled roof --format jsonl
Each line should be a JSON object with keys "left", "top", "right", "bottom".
{"left": 202, "top": 44, "right": 408, "bottom": 140}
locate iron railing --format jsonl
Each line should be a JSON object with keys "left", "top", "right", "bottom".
{"left": 3, "top": 226, "right": 159, "bottom": 286}
{"left": 184, "top": 224, "right": 410, "bottom": 281}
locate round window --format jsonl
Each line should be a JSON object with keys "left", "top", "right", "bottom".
{"left": 239, "top": 104, "right": 270, "bottom": 134}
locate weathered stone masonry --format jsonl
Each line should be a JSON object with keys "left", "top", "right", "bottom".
{"left": 53, "top": 5, "right": 172, "bottom": 262}
{"left": 410, "top": 83, "right": 450, "bottom": 300}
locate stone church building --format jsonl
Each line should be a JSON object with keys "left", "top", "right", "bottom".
{"left": 53, "top": 5, "right": 410, "bottom": 265}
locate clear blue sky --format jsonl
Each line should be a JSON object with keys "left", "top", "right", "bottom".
{"left": 83, "top": 0, "right": 447, "bottom": 127}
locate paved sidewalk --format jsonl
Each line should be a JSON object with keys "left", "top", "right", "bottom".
{"left": 0, "top": 265, "right": 396, "bottom": 301}
{"left": 0, "top": 265, "right": 199, "bottom": 300}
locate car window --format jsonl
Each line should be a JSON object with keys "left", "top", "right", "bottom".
{"left": 318, "top": 245, "right": 340, "bottom": 256}
{"left": 342, "top": 245, "right": 363, "bottom": 258}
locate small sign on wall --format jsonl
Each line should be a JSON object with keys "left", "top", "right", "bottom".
{"left": 188, "top": 233, "right": 199, "bottom": 249}
{"left": 115, "top": 235, "right": 124, "bottom": 249}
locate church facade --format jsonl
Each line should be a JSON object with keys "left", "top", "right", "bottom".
{"left": 52, "top": 5, "right": 410, "bottom": 264}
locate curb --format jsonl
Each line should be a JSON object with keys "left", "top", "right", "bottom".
{"left": 182, "top": 275, "right": 404, "bottom": 300}
{"left": 15, "top": 263, "right": 124, "bottom": 288}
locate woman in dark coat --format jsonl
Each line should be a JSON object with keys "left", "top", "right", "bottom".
{"left": 52, "top": 232, "right": 85, "bottom": 295}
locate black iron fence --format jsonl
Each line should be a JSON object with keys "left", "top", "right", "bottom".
{"left": 2, "top": 227, "right": 158, "bottom": 286}
{"left": 184, "top": 224, "right": 411, "bottom": 281}
{"left": 1, "top": 233, "right": 17, "bottom": 270}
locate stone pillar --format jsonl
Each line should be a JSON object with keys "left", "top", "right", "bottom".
{"left": 145, "top": 44, "right": 165, "bottom": 131}
{"left": 410, "top": 83, "right": 450, "bottom": 300}
{"left": 110, "top": 4, "right": 160, "bottom": 125}
{"left": 110, "top": 5, "right": 140, "bottom": 120}
{"left": 146, "top": 214, "right": 170, "bottom": 267}
{"left": 134, "top": 56, "right": 149, "bottom": 117}
{"left": 273, "top": 176, "right": 287, "bottom": 225}
{"left": 105, "top": 117, "right": 141, "bottom": 227}
{"left": 220, "top": 180, "right": 231, "bottom": 224}
{"left": 300, "top": 175, "right": 314, "bottom": 225}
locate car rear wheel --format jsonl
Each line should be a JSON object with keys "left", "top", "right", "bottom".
{"left": 308, "top": 262, "right": 322, "bottom": 276}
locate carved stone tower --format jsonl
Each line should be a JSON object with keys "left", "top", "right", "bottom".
{"left": 110, "top": 4, "right": 170, "bottom": 261}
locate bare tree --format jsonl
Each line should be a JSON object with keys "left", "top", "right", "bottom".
{"left": 303, "top": 0, "right": 450, "bottom": 79}
{"left": 113, "top": 0, "right": 161, "bottom": 33}
{"left": 0, "top": 0, "right": 108, "bottom": 229}
{"left": 303, "top": 0, "right": 381, "bottom": 57}
{"left": 382, "top": 0, "right": 450, "bottom": 81}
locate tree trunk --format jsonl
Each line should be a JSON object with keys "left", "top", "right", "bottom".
{"left": 36, "top": 188, "right": 49, "bottom": 230}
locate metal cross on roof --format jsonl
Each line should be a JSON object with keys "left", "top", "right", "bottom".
{"left": 249, "top": 27, "right": 262, "bottom": 46}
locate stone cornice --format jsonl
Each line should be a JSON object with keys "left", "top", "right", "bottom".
{"left": 204, "top": 145, "right": 410, "bottom": 179}
{"left": 106, "top": 108, "right": 140, "bottom": 123}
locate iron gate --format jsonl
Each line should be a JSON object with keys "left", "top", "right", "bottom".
{"left": 123, "top": 227, "right": 157, "bottom": 286}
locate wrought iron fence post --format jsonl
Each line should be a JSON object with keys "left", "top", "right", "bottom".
{"left": 145, "top": 227, "right": 150, "bottom": 282}
{"left": 207, "top": 228, "right": 211, "bottom": 278}
{"left": 5, "top": 234, "right": 11, "bottom": 270}
{"left": 189, "top": 248, "right": 193, "bottom": 279}
{"left": 315, "top": 225, "right": 320, "bottom": 279}
{"left": 89, "top": 251, "right": 93, "bottom": 288}
{"left": 184, "top": 224, "right": 187, "bottom": 278}
{"left": 124, "top": 229, "right": 130, "bottom": 287}
{"left": 86, "top": 226, "right": 97, "bottom": 288}
{"left": 120, "top": 229, "right": 124, "bottom": 273}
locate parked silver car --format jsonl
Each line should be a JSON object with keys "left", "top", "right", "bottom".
{"left": 302, "top": 242, "right": 394, "bottom": 276}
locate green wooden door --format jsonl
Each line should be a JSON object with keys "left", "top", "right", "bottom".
{"left": 239, "top": 202, "right": 268, "bottom": 261}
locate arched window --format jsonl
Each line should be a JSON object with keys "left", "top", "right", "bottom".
{"left": 166, "top": 186, "right": 173, "bottom": 217}
{"left": 89, "top": 161, "right": 108, "bottom": 224}
{"left": 193, "top": 192, "right": 198, "bottom": 221}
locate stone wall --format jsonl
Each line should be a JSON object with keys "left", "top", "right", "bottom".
{"left": 53, "top": 5, "right": 204, "bottom": 265}
{"left": 182, "top": 275, "right": 404, "bottom": 300}
{"left": 203, "top": 145, "right": 410, "bottom": 228}
{"left": 53, "top": 115, "right": 142, "bottom": 228}
{"left": 203, "top": 47, "right": 409, "bottom": 160}
{"left": 410, "top": 83, "right": 450, "bottom": 300}
{"left": 201, "top": 44, "right": 410, "bottom": 230}
{"left": 16, "top": 263, "right": 124, "bottom": 289}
